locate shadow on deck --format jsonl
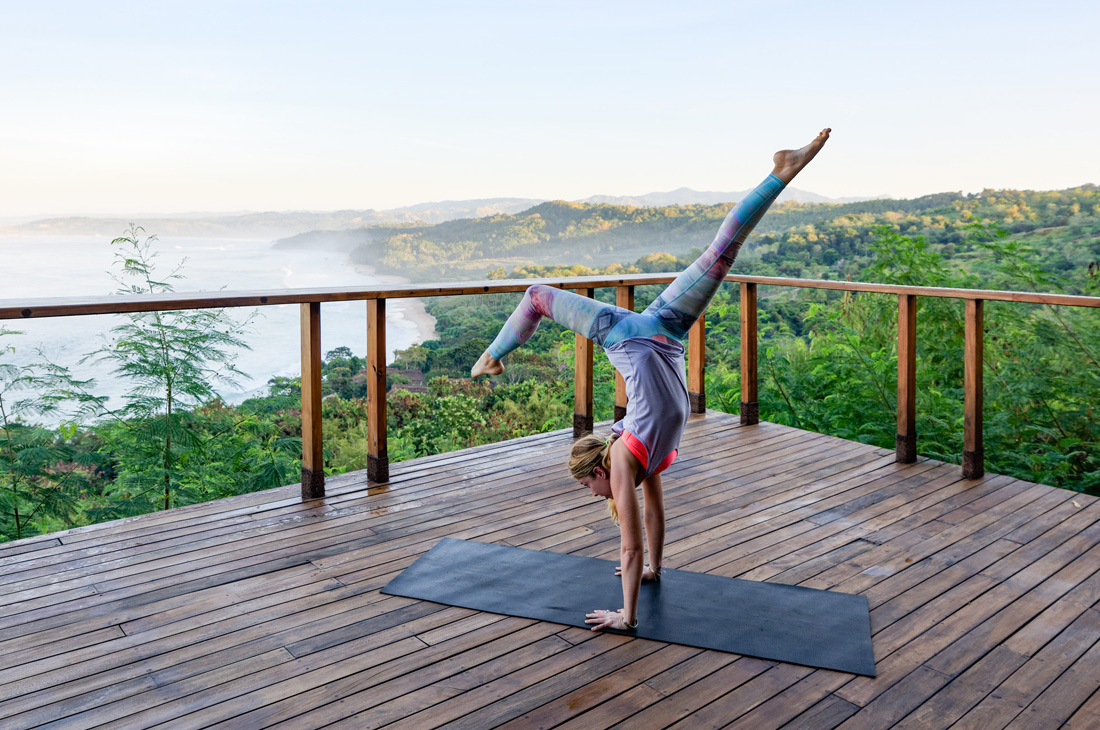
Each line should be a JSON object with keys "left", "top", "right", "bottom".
{"left": 3, "top": 411, "right": 1100, "bottom": 729}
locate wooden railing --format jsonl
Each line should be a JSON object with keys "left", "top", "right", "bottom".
{"left": 3, "top": 275, "right": 1098, "bottom": 499}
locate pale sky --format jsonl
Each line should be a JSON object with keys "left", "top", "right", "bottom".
{"left": 1, "top": 0, "right": 1097, "bottom": 218}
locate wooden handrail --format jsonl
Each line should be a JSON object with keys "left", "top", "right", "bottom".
{"left": 4, "top": 274, "right": 1098, "bottom": 321}
{"left": 4, "top": 275, "right": 1097, "bottom": 497}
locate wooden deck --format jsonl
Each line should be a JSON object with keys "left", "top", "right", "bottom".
{"left": 4, "top": 411, "right": 1100, "bottom": 729}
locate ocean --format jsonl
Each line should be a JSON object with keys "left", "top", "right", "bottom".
{"left": 0, "top": 235, "right": 434, "bottom": 415}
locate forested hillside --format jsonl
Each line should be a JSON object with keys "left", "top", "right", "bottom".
{"left": 347, "top": 185, "right": 1100, "bottom": 282}
{"left": 412, "top": 213, "right": 1100, "bottom": 494}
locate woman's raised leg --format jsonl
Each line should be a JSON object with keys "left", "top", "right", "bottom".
{"left": 473, "top": 129, "right": 830, "bottom": 376}
{"left": 642, "top": 128, "right": 831, "bottom": 340}
{"left": 472, "top": 284, "right": 635, "bottom": 377}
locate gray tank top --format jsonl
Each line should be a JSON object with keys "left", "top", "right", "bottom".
{"left": 605, "top": 337, "right": 690, "bottom": 481}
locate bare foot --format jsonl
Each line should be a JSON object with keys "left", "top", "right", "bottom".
{"left": 772, "top": 128, "right": 831, "bottom": 184}
{"left": 471, "top": 350, "right": 504, "bottom": 378}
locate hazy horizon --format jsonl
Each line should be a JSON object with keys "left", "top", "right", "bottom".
{"left": 2, "top": 1, "right": 1098, "bottom": 218}
{"left": 0, "top": 185, "right": 890, "bottom": 224}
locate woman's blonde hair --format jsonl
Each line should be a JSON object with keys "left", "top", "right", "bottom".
{"left": 569, "top": 432, "right": 620, "bottom": 523}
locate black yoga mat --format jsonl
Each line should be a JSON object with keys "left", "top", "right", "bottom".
{"left": 382, "top": 538, "right": 875, "bottom": 676}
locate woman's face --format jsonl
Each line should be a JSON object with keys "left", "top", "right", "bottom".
{"left": 579, "top": 466, "right": 612, "bottom": 499}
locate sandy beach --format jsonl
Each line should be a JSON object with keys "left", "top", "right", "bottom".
{"left": 353, "top": 263, "right": 438, "bottom": 347}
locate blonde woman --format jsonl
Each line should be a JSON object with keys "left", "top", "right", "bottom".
{"left": 472, "top": 130, "right": 831, "bottom": 630}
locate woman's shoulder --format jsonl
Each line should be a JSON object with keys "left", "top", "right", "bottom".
{"left": 610, "top": 436, "right": 645, "bottom": 484}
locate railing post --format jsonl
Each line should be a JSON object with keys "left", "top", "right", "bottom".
{"left": 963, "top": 299, "right": 984, "bottom": 478}
{"left": 897, "top": 294, "right": 917, "bottom": 462}
{"left": 740, "top": 282, "right": 759, "bottom": 425}
{"left": 688, "top": 314, "right": 706, "bottom": 414}
{"left": 614, "top": 285, "right": 634, "bottom": 423}
{"left": 574, "top": 287, "right": 595, "bottom": 437}
{"left": 300, "top": 302, "right": 325, "bottom": 499}
{"left": 367, "top": 298, "right": 389, "bottom": 482}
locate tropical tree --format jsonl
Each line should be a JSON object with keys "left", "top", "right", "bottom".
{"left": 85, "top": 225, "right": 256, "bottom": 514}
{"left": 0, "top": 328, "right": 103, "bottom": 540}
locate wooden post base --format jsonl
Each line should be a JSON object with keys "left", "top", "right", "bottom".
{"left": 740, "top": 401, "right": 759, "bottom": 426}
{"left": 573, "top": 413, "right": 593, "bottom": 437}
{"left": 962, "top": 449, "right": 984, "bottom": 479}
{"left": 368, "top": 454, "right": 389, "bottom": 483}
{"left": 301, "top": 467, "right": 325, "bottom": 500}
{"left": 613, "top": 405, "right": 627, "bottom": 423}
{"left": 689, "top": 391, "right": 706, "bottom": 414}
{"left": 896, "top": 433, "right": 917, "bottom": 463}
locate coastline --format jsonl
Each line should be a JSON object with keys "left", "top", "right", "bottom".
{"left": 353, "top": 263, "right": 438, "bottom": 348}
{"left": 3, "top": 237, "right": 441, "bottom": 421}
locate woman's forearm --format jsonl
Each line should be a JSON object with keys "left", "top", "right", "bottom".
{"left": 642, "top": 475, "right": 665, "bottom": 573}
{"left": 645, "top": 518, "right": 664, "bottom": 575}
{"left": 619, "top": 546, "right": 643, "bottom": 623}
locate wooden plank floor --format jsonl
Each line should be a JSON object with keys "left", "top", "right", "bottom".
{"left": 3, "top": 410, "right": 1100, "bottom": 729}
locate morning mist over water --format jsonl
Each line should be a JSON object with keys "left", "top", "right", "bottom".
{"left": 0, "top": 235, "right": 435, "bottom": 418}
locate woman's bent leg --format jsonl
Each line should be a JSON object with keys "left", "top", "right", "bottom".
{"left": 486, "top": 285, "right": 633, "bottom": 361}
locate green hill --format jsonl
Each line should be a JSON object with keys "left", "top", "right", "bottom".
{"left": 342, "top": 185, "right": 1099, "bottom": 282}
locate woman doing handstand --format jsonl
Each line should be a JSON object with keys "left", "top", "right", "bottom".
{"left": 472, "top": 129, "right": 831, "bottom": 631}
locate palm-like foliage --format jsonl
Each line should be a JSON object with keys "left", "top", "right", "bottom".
{"left": 0, "top": 329, "right": 104, "bottom": 540}
{"left": 85, "top": 225, "right": 255, "bottom": 514}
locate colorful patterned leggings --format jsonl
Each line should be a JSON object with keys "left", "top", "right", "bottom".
{"left": 486, "top": 173, "right": 785, "bottom": 359}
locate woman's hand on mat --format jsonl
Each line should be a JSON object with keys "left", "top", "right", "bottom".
{"left": 585, "top": 608, "right": 634, "bottom": 631}
{"left": 615, "top": 565, "right": 660, "bottom": 582}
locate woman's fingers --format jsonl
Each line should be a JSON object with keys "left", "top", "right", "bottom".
{"left": 585, "top": 608, "right": 626, "bottom": 631}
